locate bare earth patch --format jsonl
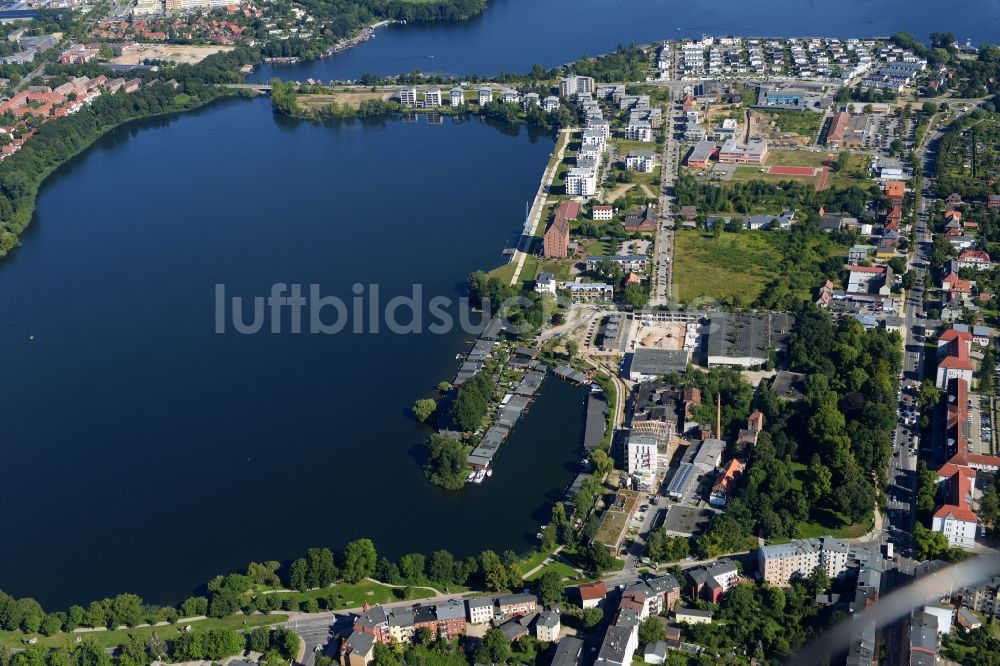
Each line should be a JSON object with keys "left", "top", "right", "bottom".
{"left": 112, "top": 43, "right": 234, "bottom": 65}
{"left": 296, "top": 90, "right": 392, "bottom": 110}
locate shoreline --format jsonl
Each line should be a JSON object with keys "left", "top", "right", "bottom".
{"left": 0, "top": 91, "right": 248, "bottom": 262}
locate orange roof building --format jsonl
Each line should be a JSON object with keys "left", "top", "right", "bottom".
{"left": 884, "top": 180, "right": 905, "bottom": 201}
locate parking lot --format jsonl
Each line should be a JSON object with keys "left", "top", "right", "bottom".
{"left": 661, "top": 505, "right": 717, "bottom": 537}
{"left": 972, "top": 395, "right": 995, "bottom": 456}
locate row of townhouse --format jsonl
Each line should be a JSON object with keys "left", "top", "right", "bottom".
{"left": 400, "top": 86, "right": 558, "bottom": 111}
{"left": 0, "top": 76, "right": 142, "bottom": 160}
{"left": 342, "top": 594, "right": 539, "bottom": 665}
{"left": 585, "top": 254, "right": 648, "bottom": 272}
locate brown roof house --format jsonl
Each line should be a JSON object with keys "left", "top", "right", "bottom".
{"left": 543, "top": 215, "right": 570, "bottom": 258}
{"left": 543, "top": 201, "right": 580, "bottom": 259}
{"left": 576, "top": 581, "right": 607, "bottom": 608}
{"left": 623, "top": 204, "right": 657, "bottom": 233}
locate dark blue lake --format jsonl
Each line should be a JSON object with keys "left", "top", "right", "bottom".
{"left": 0, "top": 98, "right": 591, "bottom": 608}
{"left": 253, "top": 0, "right": 1000, "bottom": 82}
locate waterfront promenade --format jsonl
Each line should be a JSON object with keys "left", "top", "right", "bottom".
{"left": 509, "top": 129, "right": 572, "bottom": 285}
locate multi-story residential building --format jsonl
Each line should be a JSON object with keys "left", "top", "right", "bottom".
{"left": 587, "top": 117, "right": 611, "bottom": 140}
{"left": 346, "top": 600, "right": 469, "bottom": 658}
{"left": 581, "top": 127, "right": 606, "bottom": 150}
{"left": 466, "top": 596, "right": 495, "bottom": 625}
{"left": 592, "top": 205, "right": 613, "bottom": 221}
{"left": 477, "top": 87, "right": 493, "bottom": 105}
{"left": 624, "top": 150, "right": 656, "bottom": 172}
{"left": 559, "top": 75, "right": 595, "bottom": 98}
{"left": 449, "top": 87, "right": 464, "bottom": 107}
{"left": 399, "top": 87, "right": 417, "bottom": 106}
{"left": 565, "top": 167, "right": 597, "bottom": 196}
{"left": 932, "top": 463, "right": 978, "bottom": 548}
{"left": 501, "top": 89, "right": 520, "bottom": 104}
{"left": 961, "top": 576, "right": 1000, "bottom": 618}
{"left": 522, "top": 92, "right": 540, "bottom": 109}
{"left": 621, "top": 575, "right": 681, "bottom": 618}
{"left": 535, "top": 272, "right": 557, "bottom": 296}
{"left": 625, "top": 119, "right": 653, "bottom": 141}
{"left": 936, "top": 330, "right": 974, "bottom": 389}
{"left": 552, "top": 637, "right": 584, "bottom": 666}
{"left": 625, "top": 433, "right": 658, "bottom": 488}
{"left": 498, "top": 593, "right": 538, "bottom": 617}
{"left": 563, "top": 280, "right": 614, "bottom": 301}
{"left": 595, "top": 625, "right": 637, "bottom": 666}
{"left": 957, "top": 249, "right": 992, "bottom": 271}
{"left": 341, "top": 630, "right": 375, "bottom": 666}
{"left": 543, "top": 96, "right": 560, "bottom": 112}
{"left": 686, "top": 559, "right": 739, "bottom": 602}
{"left": 757, "top": 537, "right": 855, "bottom": 585}
{"left": 535, "top": 610, "right": 561, "bottom": 642}
{"left": 423, "top": 88, "right": 442, "bottom": 108}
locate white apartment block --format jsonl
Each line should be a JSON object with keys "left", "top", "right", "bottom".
{"left": 399, "top": 87, "right": 417, "bottom": 106}
{"left": 933, "top": 512, "right": 978, "bottom": 548}
{"left": 625, "top": 121, "right": 653, "bottom": 141}
{"left": 626, "top": 434, "right": 658, "bottom": 476}
{"left": 478, "top": 88, "right": 492, "bottom": 105}
{"left": 581, "top": 128, "right": 606, "bottom": 151}
{"left": 559, "top": 75, "right": 595, "bottom": 98}
{"left": 423, "top": 88, "right": 441, "bottom": 108}
{"left": 565, "top": 168, "right": 597, "bottom": 196}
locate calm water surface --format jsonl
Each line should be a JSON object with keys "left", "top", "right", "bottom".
{"left": 7, "top": 0, "right": 994, "bottom": 608}
{"left": 253, "top": 0, "right": 1000, "bottom": 82}
{"left": 0, "top": 98, "right": 589, "bottom": 607}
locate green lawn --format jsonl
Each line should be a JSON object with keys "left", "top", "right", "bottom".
{"left": 0, "top": 614, "right": 288, "bottom": 650}
{"left": 759, "top": 110, "right": 824, "bottom": 139}
{"left": 269, "top": 580, "right": 435, "bottom": 609}
{"left": 539, "top": 259, "right": 574, "bottom": 280}
{"left": 525, "top": 561, "right": 592, "bottom": 585}
{"left": 488, "top": 261, "right": 518, "bottom": 284}
{"left": 519, "top": 548, "right": 557, "bottom": 573}
{"left": 672, "top": 231, "right": 779, "bottom": 305}
{"left": 828, "top": 152, "right": 872, "bottom": 190}
{"left": 766, "top": 149, "right": 832, "bottom": 167}
{"left": 730, "top": 166, "right": 819, "bottom": 185}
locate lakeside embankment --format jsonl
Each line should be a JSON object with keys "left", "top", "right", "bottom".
{"left": 0, "top": 88, "right": 245, "bottom": 258}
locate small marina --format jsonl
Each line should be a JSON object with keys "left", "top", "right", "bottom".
{"left": 447, "top": 327, "right": 552, "bottom": 484}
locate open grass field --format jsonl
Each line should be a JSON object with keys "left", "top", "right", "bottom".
{"left": 524, "top": 561, "right": 591, "bottom": 585}
{"left": 296, "top": 90, "right": 391, "bottom": 110}
{"left": 0, "top": 614, "right": 287, "bottom": 650}
{"left": 828, "top": 152, "right": 873, "bottom": 190}
{"left": 766, "top": 149, "right": 833, "bottom": 167}
{"left": 538, "top": 259, "right": 573, "bottom": 280}
{"left": 758, "top": 109, "right": 824, "bottom": 139}
{"left": 488, "top": 259, "right": 519, "bottom": 284}
{"left": 730, "top": 165, "right": 819, "bottom": 185}
{"left": 269, "top": 580, "right": 437, "bottom": 609}
{"left": 672, "top": 231, "right": 779, "bottom": 304}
